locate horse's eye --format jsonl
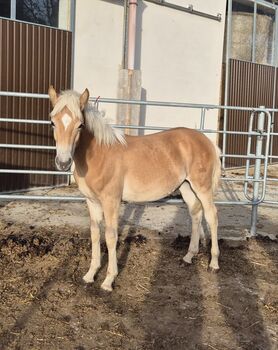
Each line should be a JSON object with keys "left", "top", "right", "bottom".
{"left": 51, "top": 121, "right": 55, "bottom": 128}
{"left": 78, "top": 123, "right": 84, "bottom": 129}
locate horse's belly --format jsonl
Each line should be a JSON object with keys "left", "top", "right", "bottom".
{"left": 122, "top": 178, "right": 183, "bottom": 202}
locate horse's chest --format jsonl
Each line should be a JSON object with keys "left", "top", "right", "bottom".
{"left": 74, "top": 174, "right": 96, "bottom": 199}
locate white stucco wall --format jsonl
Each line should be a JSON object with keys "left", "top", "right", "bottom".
{"left": 73, "top": 0, "right": 226, "bottom": 138}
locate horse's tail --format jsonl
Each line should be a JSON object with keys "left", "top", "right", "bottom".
{"left": 211, "top": 142, "right": 222, "bottom": 194}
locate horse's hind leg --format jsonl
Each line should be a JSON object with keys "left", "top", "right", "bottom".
{"left": 179, "top": 182, "right": 205, "bottom": 264}
{"left": 83, "top": 199, "right": 103, "bottom": 283}
{"left": 191, "top": 187, "right": 219, "bottom": 271}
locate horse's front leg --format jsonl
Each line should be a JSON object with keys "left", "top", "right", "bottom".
{"left": 83, "top": 199, "right": 103, "bottom": 283}
{"left": 100, "top": 198, "right": 120, "bottom": 292}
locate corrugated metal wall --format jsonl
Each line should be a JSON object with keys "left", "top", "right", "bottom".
{"left": 273, "top": 73, "right": 278, "bottom": 163}
{"left": 0, "top": 18, "right": 72, "bottom": 192}
{"left": 226, "top": 59, "right": 277, "bottom": 167}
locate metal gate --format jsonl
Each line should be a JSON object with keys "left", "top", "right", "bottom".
{"left": 0, "top": 91, "right": 277, "bottom": 237}
{"left": 0, "top": 18, "right": 72, "bottom": 192}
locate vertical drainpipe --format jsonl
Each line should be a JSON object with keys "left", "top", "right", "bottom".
{"left": 127, "top": 0, "right": 138, "bottom": 70}
{"left": 122, "top": 0, "right": 129, "bottom": 69}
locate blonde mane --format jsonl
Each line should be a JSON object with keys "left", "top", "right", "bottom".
{"left": 84, "top": 104, "right": 126, "bottom": 146}
{"left": 51, "top": 90, "right": 126, "bottom": 146}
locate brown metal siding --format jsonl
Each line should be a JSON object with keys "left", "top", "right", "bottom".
{"left": 0, "top": 18, "right": 72, "bottom": 192}
{"left": 273, "top": 74, "right": 278, "bottom": 162}
{"left": 226, "top": 59, "right": 275, "bottom": 167}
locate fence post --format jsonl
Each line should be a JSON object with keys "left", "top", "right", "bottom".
{"left": 250, "top": 107, "right": 265, "bottom": 236}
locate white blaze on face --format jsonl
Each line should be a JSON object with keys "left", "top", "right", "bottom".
{"left": 61, "top": 113, "right": 72, "bottom": 131}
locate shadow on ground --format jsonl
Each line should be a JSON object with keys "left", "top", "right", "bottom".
{"left": 0, "top": 201, "right": 277, "bottom": 349}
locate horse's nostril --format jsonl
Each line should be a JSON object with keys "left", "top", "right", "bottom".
{"left": 61, "top": 160, "right": 72, "bottom": 171}
{"left": 55, "top": 157, "right": 72, "bottom": 171}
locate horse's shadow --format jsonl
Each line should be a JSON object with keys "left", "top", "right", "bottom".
{"left": 102, "top": 201, "right": 274, "bottom": 350}
{"left": 108, "top": 201, "right": 205, "bottom": 349}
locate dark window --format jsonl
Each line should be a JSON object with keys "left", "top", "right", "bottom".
{"left": 0, "top": 0, "right": 11, "bottom": 18}
{"left": 16, "top": 0, "right": 59, "bottom": 27}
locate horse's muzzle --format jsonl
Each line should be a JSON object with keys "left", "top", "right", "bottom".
{"left": 55, "top": 156, "right": 72, "bottom": 171}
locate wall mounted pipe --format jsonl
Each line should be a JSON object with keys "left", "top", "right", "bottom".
{"left": 122, "top": 0, "right": 129, "bottom": 68}
{"left": 127, "top": 0, "right": 138, "bottom": 70}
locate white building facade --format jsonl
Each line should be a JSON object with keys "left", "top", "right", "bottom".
{"left": 73, "top": 0, "right": 227, "bottom": 135}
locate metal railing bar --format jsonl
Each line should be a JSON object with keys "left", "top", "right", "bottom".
{"left": 0, "top": 118, "right": 50, "bottom": 125}
{"left": 2, "top": 90, "right": 278, "bottom": 113}
{"left": 0, "top": 195, "right": 85, "bottom": 201}
{"left": 252, "top": 0, "right": 277, "bottom": 11}
{"left": 144, "top": 0, "right": 222, "bottom": 22}
{"left": 0, "top": 143, "right": 268, "bottom": 160}
{"left": 221, "top": 154, "right": 265, "bottom": 159}
{"left": 221, "top": 177, "right": 264, "bottom": 182}
{"left": 167, "top": 199, "right": 255, "bottom": 205}
{"left": 0, "top": 118, "right": 272, "bottom": 137}
{"left": 0, "top": 170, "right": 268, "bottom": 184}
{"left": 0, "top": 144, "right": 55, "bottom": 150}
{"left": 266, "top": 177, "right": 278, "bottom": 182}
{"left": 90, "top": 97, "right": 278, "bottom": 112}
{"left": 0, "top": 169, "right": 70, "bottom": 175}
{"left": 0, "top": 193, "right": 256, "bottom": 205}
{"left": 262, "top": 200, "right": 278, "bottom": 205}
{"left": 116, "top": 125, "right": 269, "bottom": 136}
{"left": 0, "top": 91, "right": 49, "bottom": 98}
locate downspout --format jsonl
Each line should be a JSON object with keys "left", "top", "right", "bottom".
{"left": 127, "top": 0, "right": 138, "bottom": 70}
{"left": 122, "top": 0, "right": 129, "bottom": 68}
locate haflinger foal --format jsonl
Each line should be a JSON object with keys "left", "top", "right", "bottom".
{"left": 48, "top": 86, "right": 221, "bottom": 292}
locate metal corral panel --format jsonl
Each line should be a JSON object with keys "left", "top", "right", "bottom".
{"left": 0, "top": 18, "right": 72, "bottom": 192}
{"left": 226, "top": 59, "right": 276, "bottom": 167}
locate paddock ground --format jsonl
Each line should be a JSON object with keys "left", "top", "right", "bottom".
{"left": 0, "top": 170, "right": 277, "bottom": 350}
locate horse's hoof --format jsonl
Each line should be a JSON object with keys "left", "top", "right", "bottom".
{"left": 183, "top": 256, "right": 192, "bottom": 265}
{"left": 83, "top": 274, "right": 94, "bottom": 284}
{"left": 208, "top": 266, "right": 220, "bottom": 273}
{"left": 101, "top": 283, "right": 113, "bottom": 292}
{"left": 183, "top": 253, "right": 194, "bottom": 265}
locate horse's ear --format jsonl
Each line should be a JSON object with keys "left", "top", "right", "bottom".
{"left": 48, "top": 85, "right": 58, "bottom": 107}
{"left": 80, "top": 88, "right": 89, "bottom": 111}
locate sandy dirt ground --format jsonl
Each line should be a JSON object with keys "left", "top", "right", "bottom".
{"left": 0, "top": 170, "right": 277, "bottom": 350}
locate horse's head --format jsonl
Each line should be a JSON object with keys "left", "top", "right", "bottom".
{"left": 48, "top": 86, "right": 89, "bottom": 171}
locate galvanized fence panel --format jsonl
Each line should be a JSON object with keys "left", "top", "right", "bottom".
{"left": 0, "top": 90, "right": 277, "bottom": 236}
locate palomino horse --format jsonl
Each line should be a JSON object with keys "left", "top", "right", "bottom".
{"left": 48, "top": 86, "right": 221, "bottom": 291}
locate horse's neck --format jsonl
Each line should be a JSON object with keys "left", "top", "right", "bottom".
{"left": 74, "top": 130, "right": 94, "bottom": 164}
{"left": 73, "top": 130, "right": 105, "bottom": 172}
